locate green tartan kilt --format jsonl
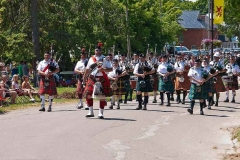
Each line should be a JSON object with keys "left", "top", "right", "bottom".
{"left": 188, "top": 83, "right": 209, "bottom": 100}
{"left": 158, "top": 76, "right": 174, "bottom": 92}
{"left": 112, "top": 79, "right": 126, "bottom": 95}
{"left": 136, "top": 79, "right": 153, "bottom": 92}
{"left": 125, "top": 80, "right": 131, "bottom": 92}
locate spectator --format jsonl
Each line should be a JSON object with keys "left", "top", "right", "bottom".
{"left": 18, "top": 61, "right": 23, "bottom": 83}
{"left": 22, "top": 60, "right": 29, "bottom": 76}
{"left": 22, "top": 75, "right": 39, "bottom": 99}
{"left": 11, "top": 64, "right": 18, "bottom": 77}
{"left": 1, "top": 75, "right": 17, "bottom": 104}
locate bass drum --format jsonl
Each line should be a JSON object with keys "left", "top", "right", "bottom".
{"left": 130, "top": 76, "right": 137, "bottom": 89}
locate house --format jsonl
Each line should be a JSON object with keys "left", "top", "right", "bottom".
{"left": 178, "top": 10, "right": 218, "bottom": 50}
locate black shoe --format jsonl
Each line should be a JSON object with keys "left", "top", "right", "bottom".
{"left": 170, "top": 97, "right": 174, "bottom": 101}
{"left": 159, "top": 102, "right": 163, "bottom": 105}
{"left": 86, "top": 114, "right": 94, "bottom": 118}
{"left": 135, "top": 105, "right": 142, "bottom": 110}
{"left": 85, "top": 107, "right": 89, "bottom": 110}
{"left": 98, "top": 115, "right": 104, "bottom": 119}
{"left": 182, "top": 100, "right": 185, "bottom": 104}
{"left": 142, "top": 105, "right": 147, "bottom": 110}
{"left": 77, "top": 105, "right": 83, "bottom": 109}
{"left": 200, "top": 111, "right": 204, "bottom": 115}
{"left": 224, "top": 98, "right": 229, "bottom": 102}
{"left": 47, "top": 107, "right": 52, "bottom": 112}
{"left": 177, "top": 99, "right": 181, "bottom": 104}
{"left": 166, "top": 103, "right": 171, "bottom": 106}
{"left": 231, "top": 99, "right": 235, "bottom": 103}
{"left": 152, "top": 99, "right": 157, "bottom": 103}
{"left": 187, "top": 108, "right": 193, "bottom": 114}
{"left": 215, "top": 102, "right": 218, "bottom": 106}
{"left": 124, "top": 101, "right": 127, "bottom": 104}
{"left": 113, "top": 103, "right": 115, "bottom": 106}
{"left": 109, "top": 105, "right": 113, "bottom": 109}
{"left": 116, "top": 104, "right": 120, "bottom": 109}
{"left": 39, "top": 107, "right": 45, "bottom": 112}
{"left": 208, "top": 106, "right": 211, "bottom": 110}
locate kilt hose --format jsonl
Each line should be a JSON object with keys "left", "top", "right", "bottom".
{"left": 223, "top": 75, "right": 239, "bottom": 90}
{"left": 214, "top": 75, "right": 226, "bottom": 92}
{"left": 175, "top": 73, "right": 191, "bottom": 90}
{"left": 205, "top": 77, "right": 216, "bottom": 93}
{"left": 38, "top": 76, "right": 57, "bottom": 95}
{"left": 111, "top": 79, "right": 126, "bottom": 95}
{"left": 83, "top": 75, "right": 113, "bottom": 98}
{"left": 136, "top": 78, "right": 153, "bottom": 92}
{"left": 158, "top": 76, "right": 174, "bottom": 93}
{"left": 152, "top": 76, "right": 159, "bottom": 91}
{"left": 188, "top": 83, "right": 208, "bottom": 100}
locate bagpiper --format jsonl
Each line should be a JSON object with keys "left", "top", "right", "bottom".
{"left": 82, "top": 44, "right": 113, "bottom": 119}
{"left": 187, "top": 59, "right": 208, "bottom": 115}
{"left": 174, "top": 53, "right": 191, "bottom": 104}
{"left": 157, "top": 55, "right": 175, "bottom": 106}
{"left": 108, "top": 59, "right": 129, "bottom": 109}
{"left": 74, "top": 48, "right": 88, "bottom": 109}
{"left": 133, "top": 53, "right": 155, "bottom": 110}
{"left": 223, "top": 55, "right": 240, "bottom": 103}
{"left": 209, "top": 52, "right": 226, "bottom": 106}
{"left": 148, "top": 52, "right": 159, "bottom": 103}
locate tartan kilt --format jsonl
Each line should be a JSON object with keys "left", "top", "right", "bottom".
{"left": 83, "top": 76, "right": 113, "bottom": 98}
{"left": 188, "top": 83, "right": 208, "bottom": 100}
{"left": 158, "top": 76, "right": 174, "bottom": 92}
{"left": 214, "top": 75, "right": 226, "bottom": 92}
{"left": 152, "top": 75, "right": 159, "bottom": 91}
{"left": 111, "top": 79, "right": 126, "bottom": 95}
{"left": 175, "top": 73, "right": 191, "bottom": 90}
{"left": 222, "top": 76, "right": 239, "bottom": 90}
{"left": 38, "top": 76, "right": 57, "bottom": 95}
{"left": 136, "top": 79, "right": 153, "bottom": 92}
{"left": 205, "top": 78, "right": 216, "bottom": 93}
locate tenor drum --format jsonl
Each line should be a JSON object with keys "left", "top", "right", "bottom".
{"left": 222, "top": 76, "right": 233, "bottom": 83}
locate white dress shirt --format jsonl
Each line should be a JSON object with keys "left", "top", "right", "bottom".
{"left": 37, "top": 59, "right": 59, "bottom": 73}
{"left": 74, "top": 59, "right": 88, "bottom": 72}
{"left": 188, "top": 67, "right": 204, "bottom": 85}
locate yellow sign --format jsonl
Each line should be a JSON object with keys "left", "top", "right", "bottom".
{"left": 214, "top": 0, "right": 224, "bottom": 24}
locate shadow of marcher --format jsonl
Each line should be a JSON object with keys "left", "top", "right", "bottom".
{"left": 103, "top": 117, "right": 136, "bottom": 121}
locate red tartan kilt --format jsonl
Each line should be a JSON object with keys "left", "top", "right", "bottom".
{"left": 38, "top": 76, "right": 57, "bottom": 95}
{"left": 130, "top": 80, "right": 137, "bottom": 89}
{"left": 214, "top": 75, "right": 226, "bottom": 92}
{"left": 83, "top": 76, "right": 113, "bottom": 98}
{"left": 175, "top": 73, "right": 191, "bottom": 90}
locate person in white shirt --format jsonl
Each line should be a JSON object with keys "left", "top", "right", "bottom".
{"left": 223, "top": 55, "right": 240, "bottom": 103}
{"left": 187, "top": 59, "right": 208, "bottom": 115}
{"left": 133, "top": 54, "right": 155, "bottom": 110}
{"left": 82, "top": 45, "right": 113, "bottom": 119}
{"left": 37, "top": 51, "right": 60, "bottom": 112}
{"left": 74, "top": 49, "right": 88, "bottom": 109}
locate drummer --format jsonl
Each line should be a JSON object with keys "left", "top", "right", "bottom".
{"left": 130, "top": 52, "right": 140, "bottom": 100}
{"left": 223, "top": 55, "right": 240, "bottom": 103}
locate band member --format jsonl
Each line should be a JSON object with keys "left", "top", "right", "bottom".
{"left": 223, "top": 56, "right": 239, "bottom": 103}
{"left": 187, "top": 59, "right": 208, "bottom": 115}
{"left": 134, "top": 54, "right": 155, "bottom": 110}
{"left": 37, "top": 51, "right": 60, "bottom": 112}
{"left": 82, "top": 44, "right": 113, "bottom": 119}
{"left": 157, "top": 55, "right": 175, "bottom": 106}
{"left": 174, "top": 54, "right": 190, "bottom": 104}
{"left": 119, "top": 54, "right": 131, "bottom": 104}
{"left": 130, "top": 52, "right": 139, "bottom": 101}
{"left": 74, "top": 49, "right": 88, "bottom": 109}
{"left": 148, "top": 52, "right": 159, "bottom": 103}
{"left": 108, "top": 59, "right": 128, "bottom": 109}
{"left": 209, "top": 52, "right": 226, "bottom": 106}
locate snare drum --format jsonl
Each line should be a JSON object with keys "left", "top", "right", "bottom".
{"left": 222, "top": 76, "right": 233, "bottom": 83}
{"left": 130, "top": 76, "right": 137, "bottom": 89}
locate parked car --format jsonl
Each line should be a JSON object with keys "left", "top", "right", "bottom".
{"left": 168, "top": 46, "right": 189, "bottom": 55}
{"left": 190, "top": 49, "right": 200, "bottom": 56}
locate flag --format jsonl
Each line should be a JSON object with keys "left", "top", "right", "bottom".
{"left": 213, "top": 0, "right": 224, "bottom": 24}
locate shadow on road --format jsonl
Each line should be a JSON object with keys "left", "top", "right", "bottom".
{"left": 147, "top": 110, "right": 175, "bottom": 113}
{"left": 204, "top": 114, "right": 230, "bottom": 118}
{"left": 103, "top": 118, "right": 137, "bottom": 121}
{"left": 210, "top": 108, "right": 236, "bottom": 112}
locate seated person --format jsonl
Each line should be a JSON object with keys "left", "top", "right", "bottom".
{"left": 12, "top": 74, "right": 35, "bottom": 102}
{"left": 22, "top": 75, "right": 39, "bottom": 99}
{"left": 1, "top": 75, "right": 17, "bottom": 104}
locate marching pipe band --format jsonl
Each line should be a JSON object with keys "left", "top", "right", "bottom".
{"left": 71, "top": 44, "right": 240, "bottom": 119}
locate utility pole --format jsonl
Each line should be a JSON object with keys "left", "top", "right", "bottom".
{"left": 126, "top": 0, "right": 131, "bottom": 60}
{"left": 211, "top": 0, "right": 214, "bottom": 61}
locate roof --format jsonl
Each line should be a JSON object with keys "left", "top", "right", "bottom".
{"left": 178, "top": 10, "right": 207, "bottom": 29}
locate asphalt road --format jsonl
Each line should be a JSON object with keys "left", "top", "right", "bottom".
{"left": 0, "top": 93, "right": 240, "bottom": 160}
